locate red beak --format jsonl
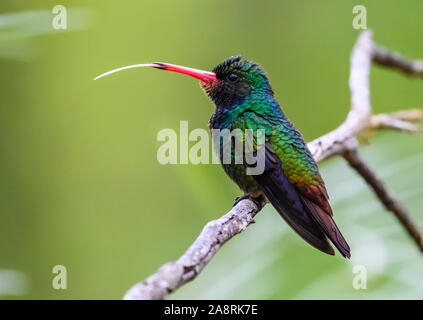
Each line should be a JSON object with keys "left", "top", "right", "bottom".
{"left": 152, "top": 62, "right": 216, "bottom": 82}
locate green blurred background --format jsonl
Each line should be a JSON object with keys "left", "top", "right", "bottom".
{"left": 0, "top": 0, "right": 422, "bottom": 299}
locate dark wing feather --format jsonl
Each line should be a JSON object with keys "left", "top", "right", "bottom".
{"left": 251, "top": 143, "right": 350, "bottom": 258}
{"left": 252, "top": 144, "right": 335, "bottom": 256}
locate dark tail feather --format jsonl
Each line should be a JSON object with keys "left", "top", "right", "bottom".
{"left": 301, "top": 197, "right": 351, "bottom": 258}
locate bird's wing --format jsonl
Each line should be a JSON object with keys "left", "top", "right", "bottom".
{"left": 239, "top": 110, "right": 350, "bottom": 257}
{"left": 251, "top": 143, "right": 335, "bottom": 256}
{"left": 255, "top": 141, "right": 350, "bottom": 258}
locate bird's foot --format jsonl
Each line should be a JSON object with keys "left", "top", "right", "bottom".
{"left": 233, "top": 192, "right": 265, "bottom": 210}
{"left": 233, "top": 194, "right": 250, "bottom": 207}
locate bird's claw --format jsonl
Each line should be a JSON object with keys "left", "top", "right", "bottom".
{"left": 233, "top": 193, "right": 265, "bottom": 210}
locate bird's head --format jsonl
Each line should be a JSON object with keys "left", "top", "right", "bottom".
{"left": 203, "top": 56, "right": 273, "bottom": 107}
{"left": 94, "top": 56, "right": 273, "bottom": 108}
{"left": 152, "top": 56, "right": 273, "bottom": 107}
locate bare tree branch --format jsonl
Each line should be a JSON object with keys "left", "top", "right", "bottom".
{"left": 123, "top": 199, "right": 263, "bottom": 300}
{"left": 343, "top": 148, "right": 423, "bottom": 252}
{"left": 373, "top": 45, "right": 423, "bottom": 77}
{"left": 369, "top": 109, "right": 422, "bottom": 132}
{"left": 123, "top": 31, "right": 423, "bottom": 300}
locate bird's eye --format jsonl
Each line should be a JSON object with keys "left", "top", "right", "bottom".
{"left": 227, "top": 73, "right": 238, "bottom": 82}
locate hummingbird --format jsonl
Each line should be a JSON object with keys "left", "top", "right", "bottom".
{"left": 95, "top": 56, "right": 351, "bottom": 258}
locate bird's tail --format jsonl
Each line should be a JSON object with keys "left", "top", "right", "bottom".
{"left": 301, "top": 197, "right": 351, "bottom": 258}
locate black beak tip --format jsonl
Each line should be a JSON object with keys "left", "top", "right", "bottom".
{"left": 152, "top": 62, "right": 166, "bottom": 70}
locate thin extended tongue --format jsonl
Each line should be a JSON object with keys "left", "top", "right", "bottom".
{"left": 94, "top": 62, "right": 216, "bottom": 82}
{"left": 93, "top": 64, "right": 156, "bottom": 80}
